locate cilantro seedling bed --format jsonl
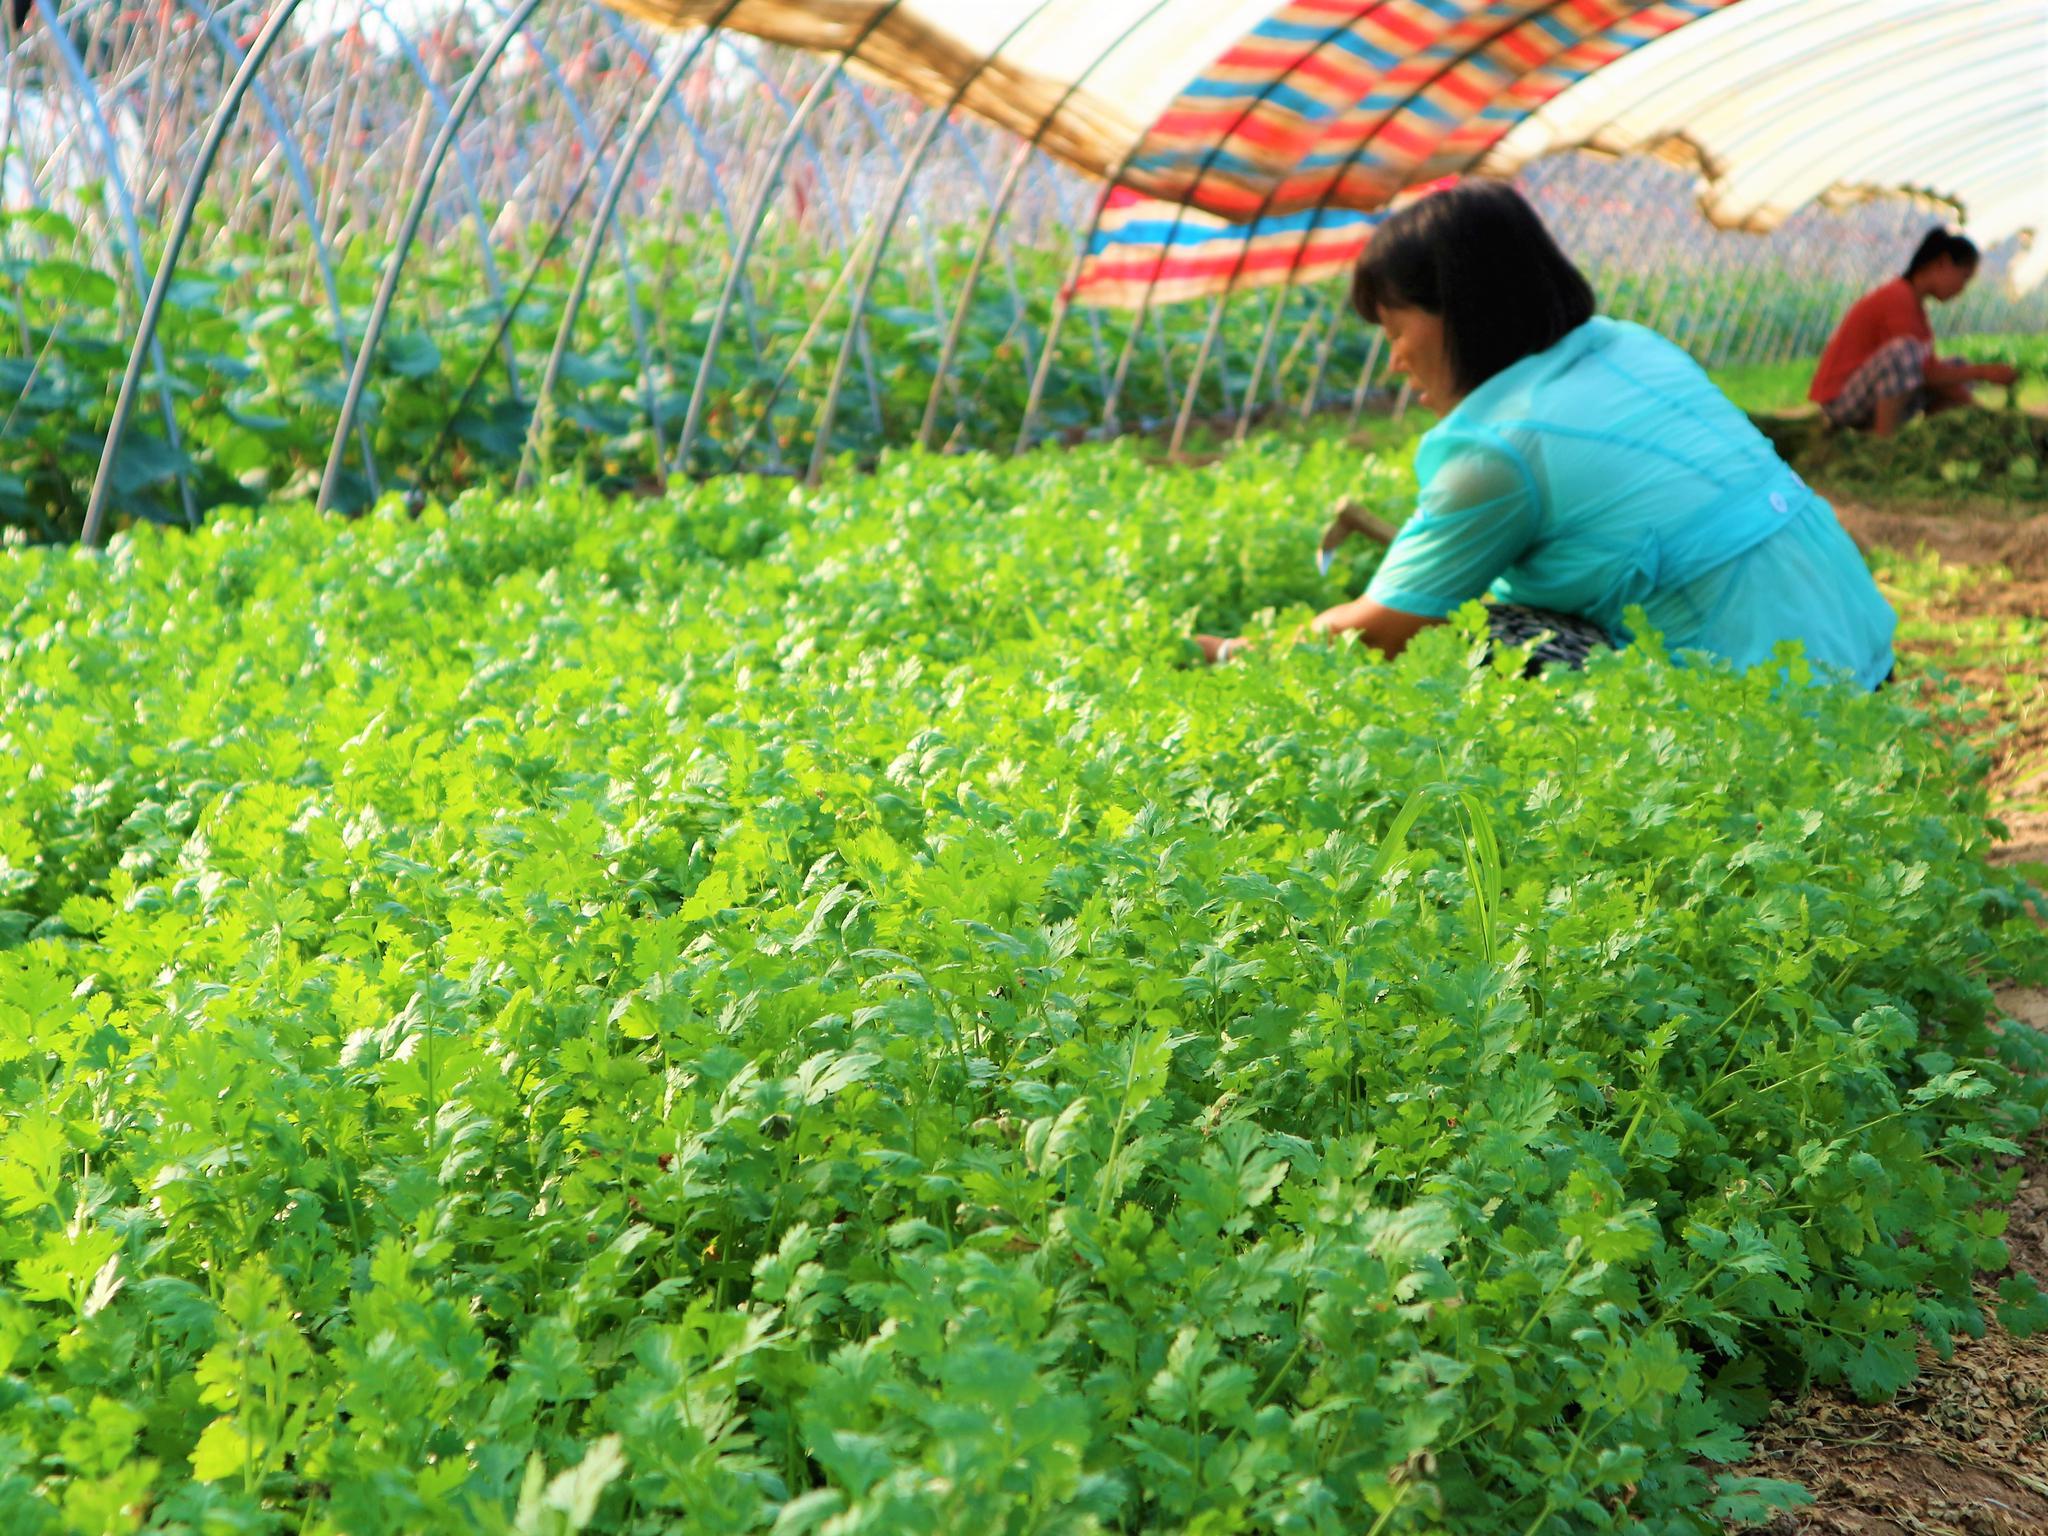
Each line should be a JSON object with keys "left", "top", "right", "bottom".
{"left": 1, "top": 435, "right": 2044, "bottom": 1534}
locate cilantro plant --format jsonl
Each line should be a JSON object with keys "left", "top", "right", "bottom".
{"left": 0, "top": 431, "right": 2042, "bottom": 1533}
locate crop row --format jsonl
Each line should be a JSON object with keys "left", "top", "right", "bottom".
{"left": 0, "top": 434, "right": 2043, "bottom": 1532}
{"left": 15, "top": 202, "right": 2032, "bottom": 544}
{"left": 0, "top": 208, "right": 1383, "bottom": 542}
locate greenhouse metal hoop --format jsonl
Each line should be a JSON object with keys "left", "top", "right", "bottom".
{"left": 672, "top": 2, "right": 910, "bottom": 479}
{"left": 519, "top": 4, "right": 744, "bottom": 492}
{"left": 1230, "top": 0, "right": 1683, "bottom": 441}
{"left": 914, "top": 0, "right": 1177, "bottom": 452}
{"left": 82, "top": 0, "right": 310, "bottom": 546}
{"left": 801, "top": 0, "right": 1059, "bottom": 484}
{"left": 44, "top": 0, "right": 199, "bottom": 535}
{"left": 1165, "top": 0, "right": 1668, "bottom": 456}
{"left": 1015, "top": 1, "right": 1397, "bottom": 454}
{"left": 315, "top": 0, "right": 545, "bottom": 518}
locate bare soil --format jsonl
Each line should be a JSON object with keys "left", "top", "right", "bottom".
{"left": 1733, "top": 998, "right": 2048, "bottom": 1536}
{"left": 1829, "top": 501, "right": 2048, "bottom": 579}
{"left": 1829, "top": 498, "right": 2048, "bottom": 871}
{"left": 1720, "top": 489, "right": 2048, "bottom": 1531}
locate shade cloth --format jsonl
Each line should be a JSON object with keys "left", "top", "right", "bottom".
{"left": 610, "top": 1, "right": 2048, "bottom": 304}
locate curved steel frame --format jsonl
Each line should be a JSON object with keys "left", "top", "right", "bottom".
{"left": 11, "top": 0, "right": 2040, "bottom": 553}
{"left": 82, "top": 0, "right": 309, "bottom": 546}
{"left": 359, "top": 0, "right": 526, "bottom": 396}
{"left": 479, "top": 0, "right": 663, "bottom": 459}
{"left": 315, "top": 0, "right": 545, "bottom": 517}
{"left": 41, "top": 0, "right": 198, "bottom": 533}
{"left": 521, "top": 8, "right": 743, "bottom": 491}
{"left": 803, "top": 2, "right": 1056, "bottom": 484}
{"left": 673, "top": 3, "right": 910, "bottom": 478}
{"left": 1166, "top": 0, "right": 1647, "bottom": 455}
{"left": 917, "top": 1, "right": 1174, "bottom": 453}
{"left": 178, "top": 0, "right": 380, "bottom": 495}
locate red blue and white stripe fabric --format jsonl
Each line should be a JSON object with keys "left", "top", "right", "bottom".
{"left": 623, "top": 2, "right": 1747, "bottom": 307}
{"left": 1075, "top": 0, "right": 1730, "bottom": 305}
{"left": 1077, "top": 187, "right": 1386, "bottom": 308}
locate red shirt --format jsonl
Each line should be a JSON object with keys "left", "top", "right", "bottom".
{"left": 1810, "top": 279, "right": 1931, "bottom": 404}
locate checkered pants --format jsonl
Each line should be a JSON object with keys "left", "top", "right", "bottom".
{"left": 1821, "top": 336, "right": 1933, "bottom": 430}
{"left": 1485, "top": 604, "right": 1612, "bottom": 678}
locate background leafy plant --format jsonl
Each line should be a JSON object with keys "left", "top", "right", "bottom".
{"left": 0, "top": 430, "right": 2042, "bottom": 1533}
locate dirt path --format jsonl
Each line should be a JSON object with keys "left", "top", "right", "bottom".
{"left": 1722, "top": 502, "right": 2048, "bottom": 1531}
{"left": 1731, "top": 992, "right": 2048, "bottom": 1536}
{"left": 1831, "top": 500, "right": 2048, "bottom": 872}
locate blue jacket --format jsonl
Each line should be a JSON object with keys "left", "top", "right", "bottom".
{"left": 1366, "top": 317, "right": 1896, "bottom": 688}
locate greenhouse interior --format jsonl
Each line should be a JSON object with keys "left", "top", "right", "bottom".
{"left": 1, "top": 0, "right": 2046, "bottom": 1530}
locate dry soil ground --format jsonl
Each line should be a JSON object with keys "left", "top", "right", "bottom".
{"left": 1726, "top": 503, "right": 2048, "bottom": 1533}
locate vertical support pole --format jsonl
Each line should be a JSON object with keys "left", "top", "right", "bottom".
{"left": 36, "top": 0, "right": 199, "bottom": 533}
{"left": 316, "top": 0, "right": 546, "bottom": 517}
{"left": 806, "top": 1, "right": 1052, "bottom": 483}
{"left": 674, "top": 4, "right": 910, "bottom": 478}
{"left": 82, "top": 0, "right": 307, "bottom": 546}
{"left": 1346, "top": 331, "right": 1386, "bottom": 428}
{"left": 179, "top": 0, "right": 378, "bottom": 497}
{"left": 1168, "top": 292, "right": 1232, "bottom": 455}
{"left": 920, "top": 0, "right": 1172, "bottom": 452}
{"left": 520, "top": 11, "right": 738, "bottom": 491}
{"left": 1299, "top": 291, "right": 1348, "bottom": 420}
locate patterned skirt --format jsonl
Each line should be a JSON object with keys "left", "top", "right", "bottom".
{"left": 1485, "top": 603, "right": 1612, "bottom": 677}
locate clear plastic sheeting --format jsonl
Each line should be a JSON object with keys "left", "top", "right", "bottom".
{"left": 617, "top": 1, "right": 2046, "bottom": 300}
{"left": 611, "top": 2, "right": 1739, "bottom": 218}
{"left": 598, "top": 0, "right": 1282, "bottom": 194}
{"left": 1484, "top": 0, "right": 2048, "bottom": 251}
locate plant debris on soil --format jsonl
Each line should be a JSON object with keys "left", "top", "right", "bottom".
{"left": 1754, "top": 406, "right": 2048, "bottom": 509}
{"left": 1730, "top": 992, "right": 2048, "bottom": 1536}
{"left": 1722, "top": 482, "right": 2048, "bottom": 1532}
{"left": 1829, "top": 501, "right": 2048, "bottom": 871}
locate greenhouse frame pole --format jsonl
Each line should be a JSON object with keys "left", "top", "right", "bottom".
{"left": 480, "top": 1, "right": 665, "bottom": 471}
{"left": 1095, "top": 4, "right": 1399, "bottom": 444}
{"left": 916, "top": 140, "right": 1033, "bottom": 450}
{"left": 316, "top": 0, "right": 545, "bottom": 518}
{"left": 1155, "top": 0, "right": 1513, "bottom": 455}
{"left": 1298, "top": 292, "right": 1350, "bottom": 420}
{"left": 179, "top": 0, "right": 380, "bottom": 498}
{"left": 1013, "top": 145, "right": 1144, "bottom": 456}
{"left": 361, "top": 0, "right": 542, "bottom": 399}
{"left": 1346, "top": 331, "right": 1387, "bottom": 426}
{"left": 1184, "top": 0, "right": 1660, "bottom": 452}
{"left": 719, "top": 47, "right": 885, "bottom": 451}
{"left": 1025, "top": 7, "right": 1382, "bottom": 454}
{"left": 918, "top": 1, "right": 1172, "bottom": 453}
{"left": 41, "top": 0, "right": 198, "bottom": 536}
{"left": 521, "top": 9, "right": 742, "bottom": 492}
{"left": 82, "top": 0, "right": 307, "bottom": 547}
{"left": 674, "top": 4, "right": 908, "bottom": 478}
{"left": 1232, "top": 287, "right": 1288, "bottom": 439}
{"left": 806, "top": 3, "right": 1056, "bottom": 484}
{"left": 1270, "top": 286, "right": 1335, "bottom": 408}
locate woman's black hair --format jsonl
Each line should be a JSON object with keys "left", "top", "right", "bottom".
{"left": 1904, "top": 227, "right": 1979, "bottom": 279}
{"left": 1350, "top": 181, "right": 1595, "bottom": 395}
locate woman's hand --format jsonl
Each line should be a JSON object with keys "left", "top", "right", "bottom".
{"left": 1194, "top": 634, "right": 1251, "bottom": 664}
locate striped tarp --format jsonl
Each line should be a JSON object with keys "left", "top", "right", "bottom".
{"left": 1076, "top": 187, "right": 1384, "bottom": 308}
{"left": 610, "top": 2, "right": 2045, "bottom": 305}
{"left": 1073, "top": 1, "right": 1725, "bottom": 303}
{"left": 1122, "top": 1, "right": 1725, "bottom": 218}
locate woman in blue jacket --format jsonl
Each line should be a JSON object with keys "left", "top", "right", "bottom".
{"left": 1200, "top": 183, "right": 1896, "bottom": 689}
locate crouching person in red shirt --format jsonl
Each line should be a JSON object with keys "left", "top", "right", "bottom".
{"left": 1809, "top": 230, "right": 2016, "bottom": 437}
